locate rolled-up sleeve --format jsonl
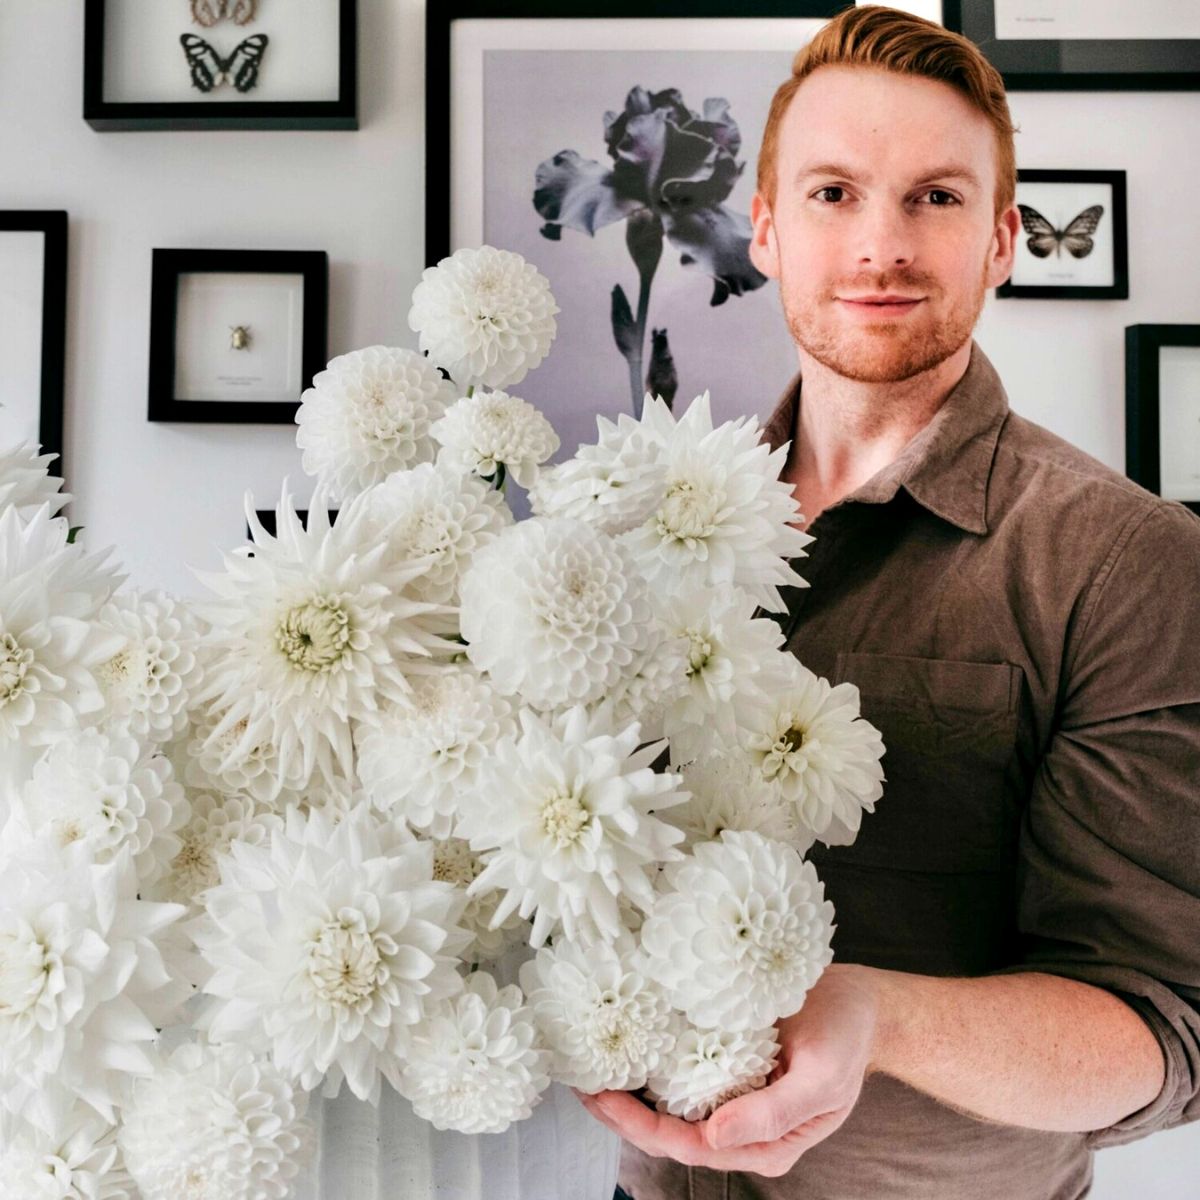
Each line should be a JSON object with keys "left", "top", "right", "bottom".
{"left": 984, "top": 500, "right": 1200, "bottom": 1149}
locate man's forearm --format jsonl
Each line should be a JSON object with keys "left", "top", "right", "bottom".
{"left": 862, "top": 966, "right": 1166, "bottom": 1132}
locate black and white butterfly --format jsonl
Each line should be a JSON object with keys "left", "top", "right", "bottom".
{"left": 190, "top": 0, "right": 257, "bottom": 27}
{"left": 1017, "top": 204, "right": 1104, "bottom": 260}
{"left": 180, "top": 33, "right": 268, "bottom": 94}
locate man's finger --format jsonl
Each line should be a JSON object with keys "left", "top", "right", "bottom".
{"left": 705, "top": 1068, "right": 835, "bottom": 1149}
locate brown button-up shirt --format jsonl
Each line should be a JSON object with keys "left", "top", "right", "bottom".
{"left": 619, "top": 339, "right": 1200, "bottom": 1200}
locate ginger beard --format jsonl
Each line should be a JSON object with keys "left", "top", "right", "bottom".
{"left": 778, "top": 250, "right": 992, "bottom": 385}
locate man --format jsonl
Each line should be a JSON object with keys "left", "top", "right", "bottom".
{"left": 580, "top": 6, "right": 1200, "bottom": 1198}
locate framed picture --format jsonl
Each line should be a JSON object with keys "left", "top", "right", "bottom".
{"left": 943, "top": 0, "right": 1200, "bottom": 91}
{"left": 996, "top": 169, "right": 1127, "bottom": 300}
{"left": 148, "top": 248, "right": 328, "bottom": 423}
{"left": 427, "top": 0, "right": 850, "bottom": 513}
{"left": 1126, "top": 325, "right": 1200, "bottom": 517}
{"left": 0, "top": 211, "right": 68, "bottom": 470}
{"left": 83, "top": 0, "right": 357, "bottom": 131}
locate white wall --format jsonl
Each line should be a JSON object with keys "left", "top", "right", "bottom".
{"left": 1, "top": 1, "right": 1198, "bottom": 1193}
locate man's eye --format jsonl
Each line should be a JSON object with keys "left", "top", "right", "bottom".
{"left": 814, "top": 186, "right": 847, "bottom": 203}
{"left": 921, "top": 190, "right": 960, "bottom": 206}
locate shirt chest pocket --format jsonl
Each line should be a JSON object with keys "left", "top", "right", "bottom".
{"left": 814, "top": 651, "right": 1023, "bottom": 873}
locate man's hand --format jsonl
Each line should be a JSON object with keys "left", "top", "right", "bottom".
{"left": 574, "top": 962, "right": 880, "bottom": 1178}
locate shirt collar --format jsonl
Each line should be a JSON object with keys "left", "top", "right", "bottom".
{"left": 760, "top": 338, "right": 1010, "bottom": 536}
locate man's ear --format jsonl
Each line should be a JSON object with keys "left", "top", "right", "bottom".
{"left": 986, "top": 202, "right": 1021, "bottom": 290}
{"left": 750, "top": 191, "right": 781, "bottom": 280}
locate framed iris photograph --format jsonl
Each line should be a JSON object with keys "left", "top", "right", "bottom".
{"left": 1125, "top": 324, "right": 1200, "bottom": 517}
{"left": 428, "top": 0, "right": 853, "bottom": 511}
{"left": 995, "top": 168, "right": 1127, "bottom": 300}
{"left": 83, "top": 0, "right": 357, "bottom": 131}
{"left": 0, "top": 211, "right": 68, "bottom": 469}
{"left": 944, "top": 0, "right": 1200, "bottom": 91}
{"left": 148, "top": 248, "right": 328, "bottom": 423}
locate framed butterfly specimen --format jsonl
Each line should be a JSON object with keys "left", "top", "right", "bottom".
{"left": 996, "top": 169, "right": 1128, "bottom": 301}
{"left": 83, "top": 0, "right": 357, "bottom": 131}
{"left": 1125, "top": 325, "right": 1200, "bottom": 517}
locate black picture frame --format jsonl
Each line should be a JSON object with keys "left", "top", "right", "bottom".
{"left": 249, "top": 508, "right": 339, "bottom": 539}
{"left": 83, "top": 0, "right": 358, "bottom": 131}
{"left": 943, "top": 0, "right": 1200, "bottom": 92}
{"left": 1125, "top": 324, "right": 1200, "bottom": 517}
{"left": 996, "top": 168, "right": 1128, "bottom": 301}
{"left": 148, "top": 248, "right": 328, "bottom": 424}
{"left": 0, "top": 211, "right": 68, "bottom": 473}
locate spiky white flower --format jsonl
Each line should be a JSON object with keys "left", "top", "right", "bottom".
{"left": 741, "top": 655, "right": 886, "bottom": 846}
{"left": 191, "top": 805, "right": 470, "bottom": 1103}
{"left": 519, "top": 933, "right": 675, "bottom": 1093}
{"left": 355, "top": 664, "right": 518, "bottom": 837}
{"left": 586, "top": 627, "right": 689, "bottom": 744}
{"left": 645, "top": 1023, "right": 780, "bottom": 1122}
{"left": 192, "top": 488, "right": 455, "bottom": 798}
{"left": 407, "top": 245, "right": 559, "bottom": 391}
{"left": 0, "top": 441, "right": 69, "bottom": 519}
{"left": 458, "top": 518, "right": 656, "bottom": 712}
{"left": 0, "top": 1102, "right": 134, "bottom": 1199}
{"left": 118, "top": 1041, "right": 312, "bottom": 1200}
{"left": 398, "top": 972, "right": 550, "bottom": 1134}
{"left": 458, "top": 705, "right": 687, "bottom": 947}
{"left": 0, "top": 841, "right": 192, "bottom": 1133}
{"left": 295, "top": 345, "right": 455, "bottom": 500}
{"left": 618, "top": 392, "right": 814, "bottom": 611}
{"left": 638, "top": 830, "right": 834, "bottom": 1032}
{"left": 427, "top": 836, "right": 530, "bottom": 964}
{"left": 432, "top": 390, "right": 559, "bottom": 489}
{"left": 89, "top": 589, "right": 204, "bottom": 745}
{"left": 6, "top": 729, "right": 189, "bottom": 890}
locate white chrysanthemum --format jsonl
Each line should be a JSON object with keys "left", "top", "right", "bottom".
{"left": 458, "top": 518, "right": 656, "bottom": 711}
{"left": 118, "top": 1040, "right": 312, "bottom": 1200}
{"left": 646, "top": 1023, "right": 780, "bottom": 1123}
{"left": 518, "top": 933, "right": 674, "bottom": 1093}
{"left": 407, "top": 245, "right": 559, "bottom": 391}
{"left": 360, "top": 461, "right": 512, "bottom": 610}
{"left": 192, "top": 805, "right": 469, "bottom": 1103}
{"left": 528, "top": 409, "right": 668, "bottom": 536}
{"left": 586, "top": 628, "right": 689, "bottom": 744}
{"left": 0, "top": 504, "right": 123, "bottom": 753}
{"left": 146, "top": 790, "right": 282, "bottom": 909}
{"left": 0, "top": 441, "right": 69, "bottom": 519}
{"left": 356, "top": 664, "right": 518, "bottom": 837}
{"left": 657, "top": 588, "right": 789, "bottom": 767}
{"left": 0, "top": 841, "right": 192, "bottom": 1133}
{"left": 296, "top": 345, "right": 456, "bottom": 500}
{"left": 398, "top": 971, "right": 550, "bottom": 1134}
{"left": 0, "top": 1103, "right": 134, "bottom": 1199}
{"left": 432, "top": 390, "right": 559, "bottom": 489}
{"left": 638, "top": 830, "right": 834, "bottom": 1032}
{"left": 741, "top": 655, "right": 886, "bottom": 846}
{"left": 428, "top": 836, "right": 530, "bottom": 964}
{"left": 618, "top": 392, "right": 815, "bottom": 611}
{"left": 193, "top": 488, "right": 455, "bottom": 798}
{"left": 458, "top": 705, "right": 687, "bottom": 947}
{"left": 89, "top": 589, "right": 205, "bottom": 745}
{"left": 7, "top": 729, "right": 189, "bottom": 889}
{"left": 670, "top": 751, "right": 811, "bottom": 854}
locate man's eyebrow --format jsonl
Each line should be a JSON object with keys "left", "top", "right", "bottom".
{"left": 793, "top": 162, "right": 982, "bottom": 188}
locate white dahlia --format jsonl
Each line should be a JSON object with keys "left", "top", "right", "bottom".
{"left": 741, "top": 655, "right": 886, "bottom": 846}
{"left": 0, "top": 1103, "right": 134, "bottom": 1199}
{"left": 618, "top": 392, "right": 815, "bottom": 611}
{"left": 457, "top": 705, "right": 687, "bottom": 947}
{"left": 356, "top": 664, "right": 518, "bottom": 837}
{"left": 645, "top": 1023, "right": 781, "bottom": 1123}
{"left": 638, "top": 830, "right": 835, "bottom": 1032}
{"left": 295, "top": 345, "right": 455, "bottom": 500}
{"left": 586, "top": 628, "right": 689, "bottom": 744}
{"left": 193, "top": 487, "right": 454, "bottom": 797}
{"left": 398, "top": 971, "right": 550, "bottom": 1134}
{"left": 431, "top": 389, "right": 559, "bottom": 489}
{"left": 7, "top": 729, "right": 189, "bottom": 890}
{"left": 407, "top": 245, "right": 559, "bottom": 390}
{"left": 118, "top": 1040, "right": 311, "bottom": 1200}
{"left": 427, "top": 836, "right": 530, "bottom": 964}
{"left": 89, "top": 589, "right": 205, "bottom": 745}
{"left": 0, "top": 441, "right": 69, "bottom": 519}
{"left": 458, "top": 518, "right": 656, "bottom": 711}
{"left": 518, "top": 933, "right": 675, "bottom": 1093}
{"left": 0, "top": 841, "right": 192, "bottom": 1132}
{"left": 191, "top": 805, "right": 469, "bottom": 1103}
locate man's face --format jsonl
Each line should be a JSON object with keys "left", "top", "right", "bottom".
{"left": 750, "top": 65, "right": 1020, "bottom": 384}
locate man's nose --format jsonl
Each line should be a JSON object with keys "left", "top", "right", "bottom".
{"left": 855, "top": 202, "right": 916, "bottom": 268}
